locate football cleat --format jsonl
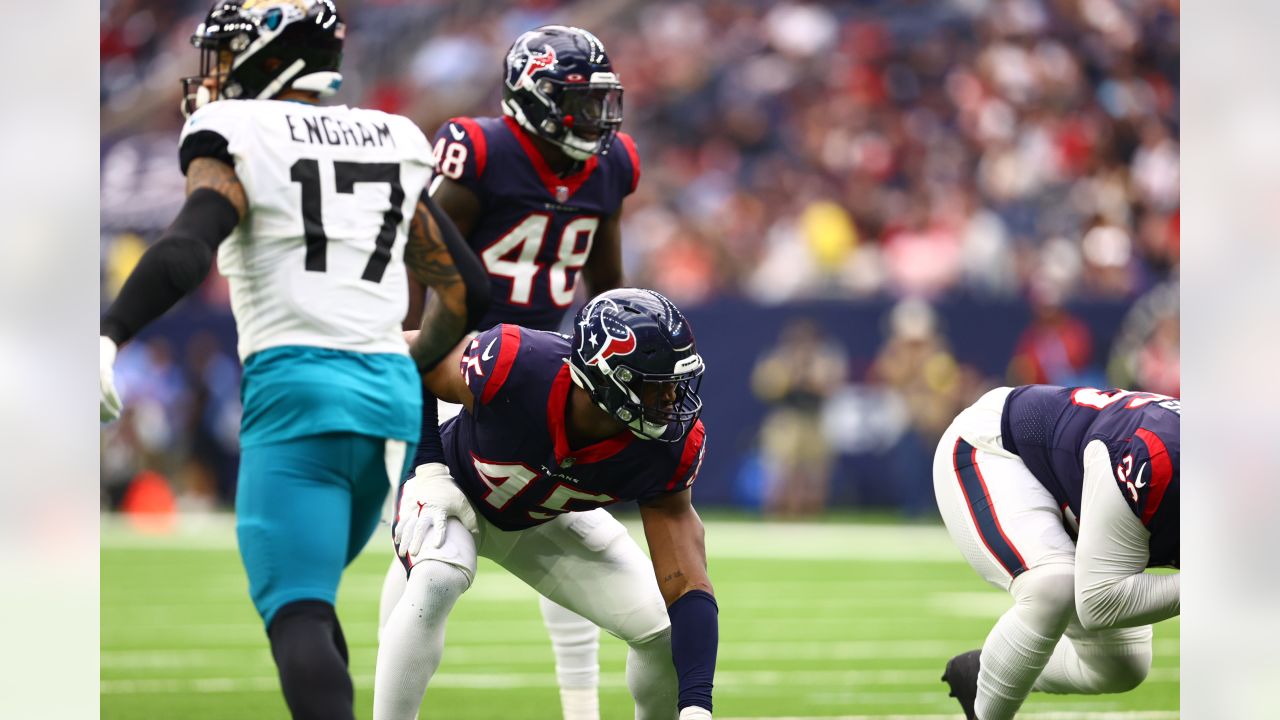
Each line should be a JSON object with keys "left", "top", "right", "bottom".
{"left": 942, "top": 649, "right": 982, "bottom": 720}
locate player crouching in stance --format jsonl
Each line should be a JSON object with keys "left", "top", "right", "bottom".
{"left": 99, "top": 2, "right": 489, "bottom": 718}
{"left": 933, "top": 385, "right": 1180, "bottom": 719}
{"left": 374, "top": 289, "right": 717, "bottom": 720}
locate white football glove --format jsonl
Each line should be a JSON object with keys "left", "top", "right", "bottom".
{"left": 679, "top": 708, "right": 712, "bottom": 720}
{"left": 394, "top": 462, "right": 473, "bottom": 561}
{"left": 100, "top": 336, "right": 122, "bottom": 423}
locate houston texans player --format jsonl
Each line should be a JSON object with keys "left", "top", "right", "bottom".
{"left": 932, "top": 385, "right": 1180, "bottom": 720}
{"left": 373, "top": 289, "right": 716, "bottom": 720}
{"left": 378, "top": 25, "right": 637, "bottom": 720}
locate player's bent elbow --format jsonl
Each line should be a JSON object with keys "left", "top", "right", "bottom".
{"left": 1075, "top": 590, "right": 1119, "bottom": 632}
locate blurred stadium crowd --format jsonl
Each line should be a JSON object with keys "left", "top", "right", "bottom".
{"left": 100, "top": 0, "right": 1179, "bottom": 515}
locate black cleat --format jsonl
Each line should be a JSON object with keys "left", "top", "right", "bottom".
{"left": 942, "top": 649, "right": 982, "bottom": 720}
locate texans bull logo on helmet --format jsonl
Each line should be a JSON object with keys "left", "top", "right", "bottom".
{"left": 507, "top": 40, "right": 558, "bottom": 92}
{"left": 577, "top": 298, "right": 638, "bottom": 373}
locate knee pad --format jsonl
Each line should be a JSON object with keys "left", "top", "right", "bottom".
{"left": 1010, "top": 564, "right": 1076, "bottom": 632}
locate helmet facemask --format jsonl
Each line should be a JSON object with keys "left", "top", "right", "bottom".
{"left": 568, "top": 355, "right": 704, "bottom": 443}
{"left": 538, "top": 76, "right": 623, "bottom": 160}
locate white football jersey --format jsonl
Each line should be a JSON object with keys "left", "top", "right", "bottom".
{"left": 178, "top": 100, "right": 434, "bottom": 360}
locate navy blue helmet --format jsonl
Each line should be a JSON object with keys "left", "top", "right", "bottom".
{"left": 568, "top": 289, "right": 704, "bottom": 442}
{"left": 181, "top": 0, "right": 345, "bottom": 117}
{"left": 502, "top": 25, "right": 624, "bottom": 161}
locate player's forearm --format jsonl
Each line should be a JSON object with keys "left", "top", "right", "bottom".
{"left": 1077, "top": 568, "right": 1180, "bottom": 630}
{"left": 101, "top": 188, "right": 239, "bottom": 345}
{"left": 669, "top": 588, "right": 718, "bottom": 713}
{"left": 406, "top": 195, "right": 488, "bottom": 374}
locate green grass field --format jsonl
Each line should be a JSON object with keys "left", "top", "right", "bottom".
{"left": 102, "top": 514, "right": 1178, "bottom": 719}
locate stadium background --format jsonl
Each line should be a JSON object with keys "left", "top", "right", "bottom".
{"left": 99, "top": 0, "right": 1179, "bottom": 717}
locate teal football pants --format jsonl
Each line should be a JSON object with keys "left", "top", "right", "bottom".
{"left": 236, "top": 432, "right": 410, "bottom": 627}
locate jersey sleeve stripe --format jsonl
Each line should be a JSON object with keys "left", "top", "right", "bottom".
{"left": 617, "top": 132, "right": 641, "bottom": 193}
{"left": 179, "top": 130, "right": 234, "bottom": 175}
{"left": 480, "top": 325, "right": 522, "bottom": 405}
{"left": 1134, "top": 427, "right": 1174, "bottom": 526}
{"left": 454, "top": 117, "right": 488, "bottom": 177}
{"left": 666, "top": 420, "right": 706, "bottom": 490}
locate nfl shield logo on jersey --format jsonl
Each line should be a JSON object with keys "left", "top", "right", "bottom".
{"left": 556, "top": 185, "right": 569, "bottom": 203}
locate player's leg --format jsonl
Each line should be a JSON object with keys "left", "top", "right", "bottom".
{"left": 540, "top": 596, "right": 603, "bottom": 720}
{"left": 236, "top": 433, "right": 364, "bottom": 720}
{"left": 1034, "top": 621, "right": 1153, "bottom": 694}
{"left": 932, "top": 408, "right": 1079, "bottom": 720}
{"left": 373, "top": 473, "right": 480, "bottom": 720}
{"left": 483, "top": 509, "right": 678, "bottom": 720}
{"left": 378, "top": 398, "right": 464, "bottom": 640}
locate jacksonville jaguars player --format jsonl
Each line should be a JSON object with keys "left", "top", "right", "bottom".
{"left": 98, "top": 2, "right": 488, "bottom": 718}
{"left": 932, "top": 385, "right": 1180, "bottom": 720}
{"left": 374, "top": 289, "right": 717, "bottom": 720}
{"left": 379, "top": 25, "right": 637, "bottom": 720}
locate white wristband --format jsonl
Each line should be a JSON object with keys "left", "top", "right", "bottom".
{"left": 679, "top": 707, "right": 712, "bottom": 720}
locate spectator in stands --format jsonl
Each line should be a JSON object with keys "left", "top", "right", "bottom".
{"left": 751, "top": 318, "right": 848, "bottom": 517}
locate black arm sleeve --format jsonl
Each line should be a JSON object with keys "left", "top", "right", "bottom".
{"left": 421, "top": 189, "right": 490, "bottom": 332}
{"left": 100, "top": 187, "right": 241, "bottom": 346}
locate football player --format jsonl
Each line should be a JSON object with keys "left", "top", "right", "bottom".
{"left": 933, "top": 385, "right": 1180, "bottom": 720}
{"left": 374, "top": 289, "right": 717, "bottom": 720}
{"left": 378, "top": 25, "right": 638, "bottom": 720}
{"left": 98, "top": 2, "right": 488, "bottom": 718}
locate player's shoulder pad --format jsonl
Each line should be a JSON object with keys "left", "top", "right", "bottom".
{"left": 179, "top": 102, "right": 249, "bottom": 175}
{"left": 663, "top": 419, "right": 707, "bottom": 492}
{"left": 459, "top": 324, "right": 524, "bottom": 406}
{"left": 431, "top": 116, "right": 489, "bottom": 182}
{"left": 614, "top": 131, "right": 641, "bottom": 195}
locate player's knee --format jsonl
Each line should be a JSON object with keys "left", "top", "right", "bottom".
{"left": 403, "top": 559, "right": 471, "bottom": 618}
{"left": 1088, "top": 644, "right": 1152, "bottom": 693}
{"left": 1011, "top": 564, "right": 1076, "bottom": 630}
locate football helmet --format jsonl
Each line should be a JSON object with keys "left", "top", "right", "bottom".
{"left": 181, "top": 0, "right": 345, "bottom": 117}
{"left": 502, "top": 25, "right": 624, "bottom": 161}
{"left": 568, "top": 289, "right": 704, "bottom": 442}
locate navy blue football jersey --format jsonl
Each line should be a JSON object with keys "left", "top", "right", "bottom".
{"left": 430, "top": 116, "right": 640, "bottom": 332}
{"left": 440, "top": 324, "right": 705, "bottom": 531}
{"left": 1001, "top": 385, "right": 1180, "bottom": 567}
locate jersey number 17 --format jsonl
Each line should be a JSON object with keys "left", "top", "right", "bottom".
{"left": 290, "top": 158, "right": 404, "bottom": 283}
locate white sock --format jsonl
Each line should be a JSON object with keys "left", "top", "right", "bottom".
{"left": 540, "top": 596, "right": 601, "bottom": 720}
{"left": 626, "top": 627, "right": 678, "bottom": 720}
{"left": 1034, "top": 626, "right": 1153, "bottom": 694}
{"left": 975, "top": 565, "right": 1075, "bottom": 720}
{"left": 378, "top": 555, "right": 408, "bottom": 643}
{"left": 373, "top": 560, "right": 470, "bottom": 720}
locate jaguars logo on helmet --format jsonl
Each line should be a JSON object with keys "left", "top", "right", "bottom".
{"left": 502, "top": 25, "right": 624, "bottom": 162}
{"left": 181, "top": 0, "right": 345, "bottom": 116}
{"left": 568, "top": 289, "right": 704, "bottom": 442}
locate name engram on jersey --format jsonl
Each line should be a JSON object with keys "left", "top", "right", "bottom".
{"left": 179, "top": 99, "right": 436, "bottom": 360}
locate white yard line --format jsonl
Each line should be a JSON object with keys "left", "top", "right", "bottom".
{"left": 102, "top": 515, "right": 964, "bottom": 561}
{"left": 716, "top": 707, "right": 1172, "bottom": 712}
{"left": 102, "top": 667, "right": 1179, "bottom": 695}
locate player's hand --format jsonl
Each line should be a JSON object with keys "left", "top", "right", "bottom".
{"left": 100, "top": 336, "right": 122, "bottom": 423}
{"left": 679, "top": 708, "right": 712, "bottom": 720}
{"left": 393, "top": 462, "right": 453, "bottom": 559}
